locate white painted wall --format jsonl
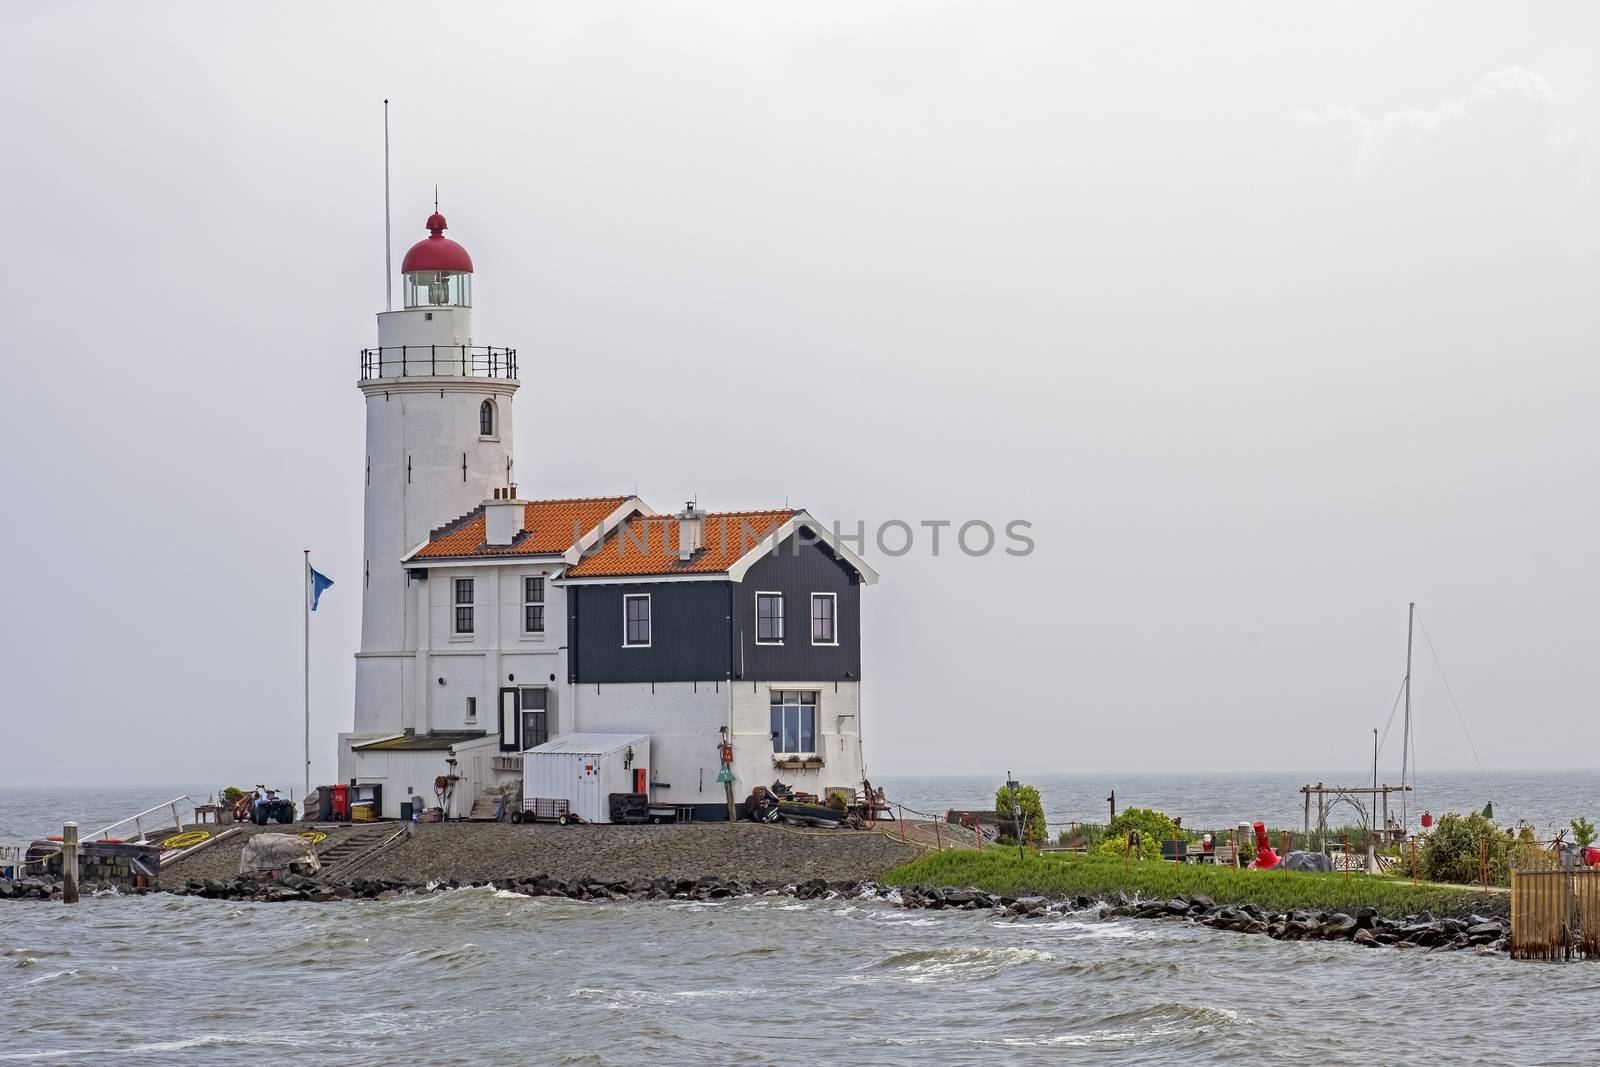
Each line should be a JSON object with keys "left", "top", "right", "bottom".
{"left": 377, "top": 306, "right": 473, "bottom": 351}
{"left": 354, "top": 297, "right": 519, "bottom": 746}
{"left": 570, "top": 681, "right": 729, "bottom": 808}
{"left": 335, "top": 747, "right": 451, "bottom": 819}
{"left": 405, "top": 562, "right": 569, "bottom": 737}
{"left": 352, "top": 652, "right": 410, "bottom": 734}
{"left": 730, "top": 680, "right": 863, "bottom": 799}
{"left": 563, "top": 679, "right": 864, "bottom": 809}
{"left": 358, "top": 382, "right": 517, "bottom": 655}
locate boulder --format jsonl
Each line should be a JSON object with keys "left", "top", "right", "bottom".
{"left": 1466, "top": 922, "right": 1504, "bottom": 944}
{"left": 1321, "top": 913, "right": 1358, "bottom": 939}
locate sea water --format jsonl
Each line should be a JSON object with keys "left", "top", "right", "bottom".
{"left": 4, "top": 777, "right": 1600, "bottom": 1064}
{"left": 3, "top": 881, "right": 1598, "bottom": 1064}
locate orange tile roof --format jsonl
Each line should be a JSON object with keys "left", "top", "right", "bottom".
{"left": 565, "top": 510, "right": 796, "bottom": 578}
{"left": 412, "top": 496, "right": 631, "bottom": 559}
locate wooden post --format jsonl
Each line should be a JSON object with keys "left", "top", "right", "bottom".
{"left": 933, "top": 816, "right": 941, "bottom": 850}
{"left": 1173, "top": 828, "right": 1180, "bottom": 869}
{"left": 1410, "top": 837, "right": 1418, "bottom": 883}
{"left": 1107, "top": 789, "right": 1115, "bottom": 823}
{"left": 1281, "top": 832, "right": 1289, "bottom": 880}
{"left": 898, "top": 805, "right": 905, "bottom": 843}
{"left": 1070, "top": 822, "right": 1078, "bottom": 850}
{"left": 1303, "top": 787, "right": 1310, "bottom": 838}
{"left": 723, "top": 778, "right": 737, "bottom": 824}
{"left": 62, "top": 821, "right": 79, "bottom": 905}
{"left": 974, "top": 820, "right": 982, "bottom": 851}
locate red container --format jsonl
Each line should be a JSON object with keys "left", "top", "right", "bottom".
{"left": 330, "top": 784, "right": 350, "bottom": 821}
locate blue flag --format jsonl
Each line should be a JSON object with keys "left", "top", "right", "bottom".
{"left": 309, "top": 566, "right": 334, "bottom": 611}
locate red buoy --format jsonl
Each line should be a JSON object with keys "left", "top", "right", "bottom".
{"left": 1421, "top": 811, "right": 1434, "bottom": 829}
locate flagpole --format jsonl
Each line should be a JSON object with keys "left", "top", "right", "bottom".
{"left": 304, "top": 549, "right": 311, "bottom": 805}
{"left": 383, "top": 99, "right": 392, "bottom": 312}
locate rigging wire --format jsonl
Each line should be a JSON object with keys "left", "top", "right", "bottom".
{"left": 1375, "top": 675, "right": 1407, "bottom": 762}
{"left": 1413, "top": 607, "right": 1490, "bottom": 785}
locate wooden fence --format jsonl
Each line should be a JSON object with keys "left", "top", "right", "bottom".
{"left": 1510, "top": 869, "right": 1600, "bottom": 960}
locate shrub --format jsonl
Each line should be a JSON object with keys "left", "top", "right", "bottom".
{"left": 1420, "top": 811, "right": 1510, "bottom": 886}
{"left": 220, "top": 786, "right": 246, "bottom": 806}
{"left": 1572, "top": 817, "right": 1597, "bottom": 848}
{"left": 1108, "top": 807, "right": 1181, "bottom": 844}
{"left": 1093, "top": 832, "right": 1164, "bottom": 862}
{"left": 994, "top": 782, "right": 1046, "bottom": 845}
{"left": 1086, "top": 809, "right": 1179, "bottom": 861}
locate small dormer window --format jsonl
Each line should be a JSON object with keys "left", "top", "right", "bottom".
{"left": 479, "top": 399, "right": 496, "bottom": 437}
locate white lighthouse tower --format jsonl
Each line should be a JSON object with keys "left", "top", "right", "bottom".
{"left": 353, "top": 210, "right": 518, "bottom": 734}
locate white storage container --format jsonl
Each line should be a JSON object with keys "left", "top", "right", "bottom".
{"left": 522, "top": 733, "right": 651, "bottom": 824}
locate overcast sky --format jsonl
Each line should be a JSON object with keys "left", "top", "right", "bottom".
{"left": 2, "top": 2, "right": 1595, "bottom": 788}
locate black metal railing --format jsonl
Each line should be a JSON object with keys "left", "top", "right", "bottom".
{"left": 359, "top": 345, "right": 518, "bottom": 381}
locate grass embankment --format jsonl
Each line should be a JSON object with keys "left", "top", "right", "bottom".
{"left": 881, "top": 850, "right": 1507, "bottom": 920}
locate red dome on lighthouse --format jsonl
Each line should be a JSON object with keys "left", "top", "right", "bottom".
{"left": 401, "top": 212, "right": 474, "bottom": 274}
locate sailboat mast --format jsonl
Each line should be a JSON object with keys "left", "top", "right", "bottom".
{"left": 1401, "top": 601, "right": 1414, "bottom": 830}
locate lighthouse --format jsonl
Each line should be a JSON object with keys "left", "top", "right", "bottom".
{"left": 353, "top": 210, "right": 519, "bottom": 735}
{"left": 336, "top": 203, "right": 876, "bottom": 823}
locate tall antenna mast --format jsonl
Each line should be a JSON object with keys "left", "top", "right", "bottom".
{"left": 1401, "top": 601, "right": 1414, "bottom": 830}
{"left": 383, "top": 99, "right": 393, "bottom": 312}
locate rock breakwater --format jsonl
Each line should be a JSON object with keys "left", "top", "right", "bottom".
{"left": 0, "top": 871, "right": 1510, "bottom": 953}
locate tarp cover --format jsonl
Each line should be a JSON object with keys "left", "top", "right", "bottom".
{"left": 1282, "top": 850, "right": 1334, "bottom": 873}
{"left": 239, "top": 833, "right": 320, "bottom": 875}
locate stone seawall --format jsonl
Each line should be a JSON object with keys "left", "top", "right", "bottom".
{"left": 2, "top": 822, "right": 926, "bottom": 896}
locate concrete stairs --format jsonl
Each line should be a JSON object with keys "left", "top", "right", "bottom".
{"left": 316, "top": 826, "right": 404, "bottom": 881}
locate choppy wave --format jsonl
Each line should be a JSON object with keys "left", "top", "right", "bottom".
{"left": 875, "top": 946, "right": 1056, "bottom": 982}
{"left": 0, "top": 882, "right": 1585, "bottom": 1065}
{"left": 982, "top": 1004, "right": 1244, "bottom": 1049}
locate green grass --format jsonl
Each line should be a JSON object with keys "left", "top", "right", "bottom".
{"left": 881, "top": 849, "right": 1507, "bottom": 920}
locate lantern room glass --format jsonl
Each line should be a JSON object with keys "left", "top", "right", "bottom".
{"left": 404, "top": 270, "right": 472, "bottom": 308}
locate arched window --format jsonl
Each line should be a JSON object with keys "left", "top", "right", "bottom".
{"left": 479, "top": 399, "right": 495, "bottom": 437}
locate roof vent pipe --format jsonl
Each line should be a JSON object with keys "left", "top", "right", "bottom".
{"left": 677, "top": 500, "right": 705, "bottom": 560}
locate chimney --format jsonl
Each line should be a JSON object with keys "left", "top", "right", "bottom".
{"left": 485, "top": 485, "right": 526, "bottom": 546}
{"left": 677, "top": 500, "right": 704, "bottom": 560}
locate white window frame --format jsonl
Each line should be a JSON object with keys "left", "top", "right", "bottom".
{"left": 755, "top": 591, "right": 785, "bottom": 645}
{"left": 810, "top": 592, "right": 838, "bottom": 646}
{"left": 453, "top": 577, "right": 475, "bottom": 635}
{"left": 769, "top": 689, "right": 820, "bottom": 756}
{"left": 623, "top": 593, "right": 651, "bottom": 648}
{"left": 522, "top": 574, "right": 546, "bottom": 635}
